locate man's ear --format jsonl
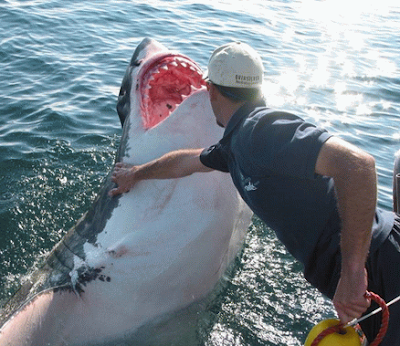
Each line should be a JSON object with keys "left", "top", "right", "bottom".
{"left": 208, "top": 83, "right": 219, "bottom": 102}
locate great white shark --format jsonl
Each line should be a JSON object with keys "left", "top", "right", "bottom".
{"left": 0, "top": 38, "right": 253, "bottom": 345}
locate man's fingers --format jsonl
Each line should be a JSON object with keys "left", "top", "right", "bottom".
{"left": 109, "top": 162, "right": 134, "bottom": 197}
{"left": 108, "top": 187, "right": 120, "bottom": 197}
{"left": 334, "top": 298, "right": 371, "bottom": 323}
{"left": 109, "top": 186, "right": 130, "bottom": 197}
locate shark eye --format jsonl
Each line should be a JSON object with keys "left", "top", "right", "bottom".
{"left": 133, "top": 59, "right": 142, "bottom": 67}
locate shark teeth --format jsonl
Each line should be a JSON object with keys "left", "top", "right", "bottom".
{"left": 140, "top": 55, "right": 207, "bottom": 129}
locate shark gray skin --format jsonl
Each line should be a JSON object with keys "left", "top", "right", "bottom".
{"left": 0, "top": 38, "right": 252, "bottom": 346}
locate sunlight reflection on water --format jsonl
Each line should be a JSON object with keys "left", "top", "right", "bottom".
{"left": 1, "top": 0, "right": 400, "bottom": 344}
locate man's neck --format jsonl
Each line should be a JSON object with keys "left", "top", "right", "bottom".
{"left": 219, "top": 100, "right": 246, "bottom": 127}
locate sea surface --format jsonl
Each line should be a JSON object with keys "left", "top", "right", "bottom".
{"left": 1, "top": 0, "right": 400, "bottom": 345}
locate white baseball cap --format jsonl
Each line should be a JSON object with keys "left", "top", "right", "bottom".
{"left": 205, "top": 42, "right": 264, "bottom": 88}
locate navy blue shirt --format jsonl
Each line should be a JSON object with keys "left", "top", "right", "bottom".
{"left": 200, "top": 100, "right": 394, "bottom": 271}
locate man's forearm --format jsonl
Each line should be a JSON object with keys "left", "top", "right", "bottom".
{"left": 110, "top": 148, "right": 211, "bottom": 196}
{"left": 134, "top": 148, "right": 211, "bottom": 180}
{"left": 334, "top": 152, "right": 376, "bottom": 272}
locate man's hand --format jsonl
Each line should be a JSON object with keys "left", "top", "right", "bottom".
{"left": 109, "top": 162, "right": 137, "bottom": 197}
{"left": 333, "top": 267, "right": 371, "bottom": 323}
{"left": 108, "top": 149, "right": 211, "bottom": 198}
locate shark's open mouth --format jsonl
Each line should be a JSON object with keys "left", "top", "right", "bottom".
{"left": 139, "top": 53, "right": 206, "bottom": 129}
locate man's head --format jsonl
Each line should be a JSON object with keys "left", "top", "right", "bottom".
{"left": 205, "top": 42, "right": 264, "bottom": 103}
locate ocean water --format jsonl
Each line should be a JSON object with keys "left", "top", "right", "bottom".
{"left": 0, "top": 0, "right": 400, "bottom": 345}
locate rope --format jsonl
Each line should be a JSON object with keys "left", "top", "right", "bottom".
{"left": 310, "top": 323, "right": 345, "bottom": 346}
{"left": 311, "top": 291, "right": 389, "bottom": 346}
{"left": 366, "top": 291, "right": 389, "bottom": 346}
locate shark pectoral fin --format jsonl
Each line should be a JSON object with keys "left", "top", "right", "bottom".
{"left": 0, "top": 288, "right": 80, "bottom": 346}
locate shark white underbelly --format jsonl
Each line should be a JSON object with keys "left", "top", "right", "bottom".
{"left": 0, "top": 38, "right": 252, "bottom": 346}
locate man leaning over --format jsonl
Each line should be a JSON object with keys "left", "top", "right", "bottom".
{"left": 110, "top": 42, "right": 399, "bottom": 345}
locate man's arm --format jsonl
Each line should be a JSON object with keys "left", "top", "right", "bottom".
{"left": 315, "top": 136, "right": 376, "bottom": 323}
{"left": 109, "top": 148, "right": 213, "bottom": 197}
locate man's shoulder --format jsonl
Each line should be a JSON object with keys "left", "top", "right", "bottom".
{"left": 248, "top": 107, "right": 302, "bottom": 122}
{"left": 239, "top": 108, "right": 305, "bottom": 140}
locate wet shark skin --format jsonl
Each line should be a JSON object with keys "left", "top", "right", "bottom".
{"left": 0, "top": 38, "right": 252, "bottom": 346}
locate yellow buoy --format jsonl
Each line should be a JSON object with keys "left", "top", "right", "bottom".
{"left": 304, "top": 319, "right": 361, "bottom": 346}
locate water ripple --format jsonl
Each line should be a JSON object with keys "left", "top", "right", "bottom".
{"left": 1, "top": 0, "right": 400, "bottom": 344}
